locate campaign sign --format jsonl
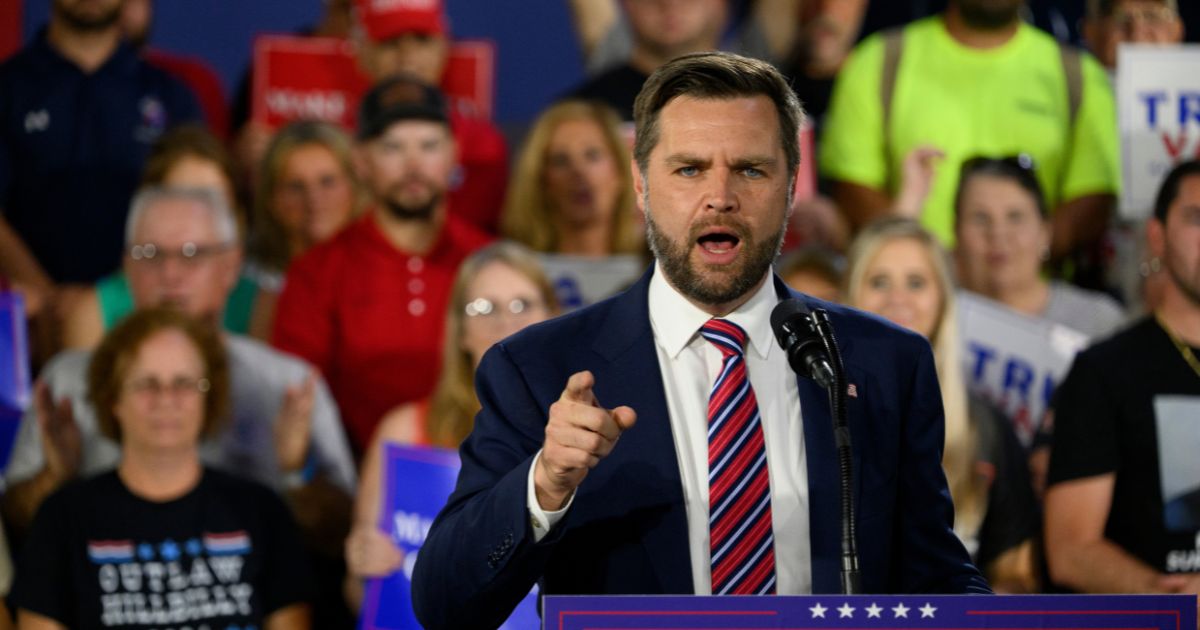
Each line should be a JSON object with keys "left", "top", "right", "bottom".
{"left": 957, "top": 291, "right": 1090, "bottom": 448}
{"left": 0, "top": 291, "right": 29, "bottom": 472}
{"left": 359, "top": 444, "right": 539, "bottom": 630}
{"left": 252, "top": 35, "right": 496, "bottom": 130}
{"left": 252, "top": 36, "right": 368, "bottom": 130}
{"left": 544, "top": 594, "right": 1195, "bottom": 629}
{"left": 1117, "top": 44, "right": 1200, "bottom": 219}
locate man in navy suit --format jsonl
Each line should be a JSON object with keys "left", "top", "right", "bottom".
{"left": 412, "top": 51, "right": 989, "bottom": 629}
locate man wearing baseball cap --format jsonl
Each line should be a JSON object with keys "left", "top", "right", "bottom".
{"left": 272, "top": 75, "right": 493, "bottom": 456}
{"left": 354, "top": 0, "right": 509, "bottom": 234}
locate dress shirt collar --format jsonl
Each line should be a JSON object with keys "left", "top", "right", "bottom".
{"left": 648, "top": 262, "right": 779, "bottom": 361}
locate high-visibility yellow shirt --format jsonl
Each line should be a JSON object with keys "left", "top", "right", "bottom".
{"left": 820, "top": 16, "right": 1120, "bottom": 245}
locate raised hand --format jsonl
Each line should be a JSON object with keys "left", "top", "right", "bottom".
{"left": 534, "top": 371, "right": 637, "bottom": 510}
{"left": 36, "top": 380, "right": 80, "bottom": 483}
{"left": 275, "top": 371, "right": 316, "bottom": 473}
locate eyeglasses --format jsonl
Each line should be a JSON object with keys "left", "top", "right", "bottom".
{"left": 961, "top": 154, "right": 1036, "bottom": 175}
{"left": 124, "top": 376, "right": 211, "bottom": 400}
{"left": 1113, "top": 4, "right": 1178, "bottom": 31}
{"left": 464, "top": 297, "right": 545, "bottom": 319}
{"left": 127, "top": 242, "right": 233, "bottom": 266}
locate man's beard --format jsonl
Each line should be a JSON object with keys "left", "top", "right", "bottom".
{"left": 956, "top": 0, "right": 1022, "bottom": 30}
{"left": 644, "top": 198, "right": 785, "bottom": 307}
{"left": 54, "top": 0, "right": 122, "bottom": 32}
{"left": 1165, "top": 242, "right": 1200, "bottom": 308}
{"left": 379, "top": 178, "right": 442, "bottom": 221}
{"left": 383, "top": 196, "right": 440, "bottom": 221}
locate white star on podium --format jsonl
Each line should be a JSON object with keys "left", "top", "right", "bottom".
{"left": 892, "top": 602, "right": 910, "bottom": 618}
{"left": 920, "top": 603, "right": 938, "bottom": 618}
{"left": 809, "top": 603, "right": 827, "bottom": 618}
{"left": 865, "top": 603, "right": 883, "bottom": 618}
{"left": 838, "top": 603, "right": 855, "bottom": 618}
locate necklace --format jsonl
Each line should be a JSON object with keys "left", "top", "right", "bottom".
{"left": 1155, "top": 312, "right": 1200, "bottom": 380}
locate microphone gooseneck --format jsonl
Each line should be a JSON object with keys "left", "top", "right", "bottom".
{"left": 770, "top": 299, "right": 861, "bottom": 594}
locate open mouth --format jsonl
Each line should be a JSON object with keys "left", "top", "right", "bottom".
{"left": 695, "top": 228, "right": 743, "bottom": 263}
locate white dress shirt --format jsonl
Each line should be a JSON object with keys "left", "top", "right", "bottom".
{"left": 527, "top": 263, "right": 812, "bottom": 594}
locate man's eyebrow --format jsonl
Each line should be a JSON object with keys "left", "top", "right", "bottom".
{"left": 663, "top": 153, "right": 710, "bottom": 166}
{"left": 732, "top": 156, "right": 779, "bottom": 169}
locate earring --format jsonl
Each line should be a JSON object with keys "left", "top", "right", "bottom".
{"left": 1139, "top": 257, "right": 1162, "bottom": 278}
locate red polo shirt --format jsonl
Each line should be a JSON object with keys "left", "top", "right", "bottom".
{"left": 272, "top": 211, "right": 492, "bottom": 453}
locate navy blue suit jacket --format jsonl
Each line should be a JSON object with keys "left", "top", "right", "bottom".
{"left": 412, "top": 269, "right": 989, "bottom": 629}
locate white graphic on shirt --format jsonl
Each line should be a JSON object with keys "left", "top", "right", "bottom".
{"left": 24, "top": 110, "right": 49, "bottom": 133}
{"left": 90, "top": 532, "right": 255, "bottom": 628}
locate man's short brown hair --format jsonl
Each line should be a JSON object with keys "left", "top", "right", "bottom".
{"left": 632, "top": 51, "right": 805, "bottom": 179}
{"left": 88, "top": 307, "right": 230, "bottom": 443}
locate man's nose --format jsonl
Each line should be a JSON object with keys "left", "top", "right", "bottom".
{"left": 704, "top": 169, "right": 737, "bottom": 213}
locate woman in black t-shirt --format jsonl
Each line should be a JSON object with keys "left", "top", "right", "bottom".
{"left": 11, "top": 307, "right": 313, "bottom": 630}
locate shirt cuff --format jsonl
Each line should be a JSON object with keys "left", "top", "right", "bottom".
{"left": 527, "top": 449, "right": 573, "bottom": 543}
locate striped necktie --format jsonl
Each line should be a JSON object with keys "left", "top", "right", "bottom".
{"left": 700, "top": 318, "right": 777, "bottom": 595}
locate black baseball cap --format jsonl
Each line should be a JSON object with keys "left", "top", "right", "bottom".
{"left": 357, "top": 75, "right": 449, "bottom": 140}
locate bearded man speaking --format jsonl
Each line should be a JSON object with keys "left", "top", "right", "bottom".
{"left": 413, "top": 52, "right": 989, "bottom": 630}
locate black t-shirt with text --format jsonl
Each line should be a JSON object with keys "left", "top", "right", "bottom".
{"left": 1048, "top": 317, "right": 1200, "bottom": 575}
{"left": 11, "top": 468, "right": 313, "bottom": 630}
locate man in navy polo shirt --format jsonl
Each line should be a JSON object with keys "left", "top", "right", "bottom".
{"left": 0, "top": 0, "right": 200, "bottom": 307}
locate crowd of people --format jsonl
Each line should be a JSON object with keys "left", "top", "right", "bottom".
{"left": 0, "top": 0, "right": 1196, "bottom": 627}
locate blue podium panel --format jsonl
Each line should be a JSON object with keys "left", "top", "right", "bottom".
{"left": 543, "top": 595, "right": 1196, "bottom": 630}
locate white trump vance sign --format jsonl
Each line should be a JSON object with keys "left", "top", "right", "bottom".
{"left": 1117, "top": 44, "right": 1200, "bottom": 219}
{"left": 957, "top": 291, "right": 1091, "bottom": 449}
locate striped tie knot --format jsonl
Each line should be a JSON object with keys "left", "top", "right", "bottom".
{"left": 700, "top": 319, "right": 748, "bottom": 358}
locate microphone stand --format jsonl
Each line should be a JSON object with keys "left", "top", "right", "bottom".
{"left": 812, "top": 308, "right": 861, "bottom": 594}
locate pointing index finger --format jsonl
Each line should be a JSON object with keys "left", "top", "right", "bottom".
{"left": 562, "top": 370, "right": 597, "bottom": 406}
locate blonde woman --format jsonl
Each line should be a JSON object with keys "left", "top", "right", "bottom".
{"left": 846, "top": 217, "right": 1038, "bottom": 593}
{"left": 503, "top": 100, "right": 641, "bottom": 256}
{"left": 342, "top": 242, "right": 559, "bottom": 609}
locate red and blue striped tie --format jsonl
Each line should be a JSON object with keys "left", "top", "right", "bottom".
{"left": 701, "top": 318, "right": 777, "bottom": 595}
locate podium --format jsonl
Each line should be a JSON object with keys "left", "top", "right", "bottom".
{"left": 543, "top": 594, "right": 1196, "bottom": 629}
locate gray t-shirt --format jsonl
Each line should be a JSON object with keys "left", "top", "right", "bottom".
{"left": 1043, "top": 280, "right": 1126, "bottom": 341}
{"left": 3, "top": 334, "right": 356, "bottom": 493}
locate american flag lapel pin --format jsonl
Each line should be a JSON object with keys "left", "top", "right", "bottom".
{"left": 847, "top": 383, "right": 858, "bottom": 398}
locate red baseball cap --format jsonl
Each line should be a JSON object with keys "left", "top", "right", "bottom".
{"left": 356, "top": 0, "right": 447, "bottom": 41}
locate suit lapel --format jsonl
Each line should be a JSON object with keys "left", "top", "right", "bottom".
{"left": 589, "top": 268, "right": 693, "bottom": 593}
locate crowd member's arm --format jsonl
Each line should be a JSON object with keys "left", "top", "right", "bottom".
{"left": 819, "top": 34, "right": 894, "bottom": 232}
{"left": 1043, "top": 342, "right": 1171, "bottom": 593}
{"left": 565, "top": 0, "right": 619, "bottom": 61}
{"left": 55, "top": 286, "right": 102, "bottom": 350}
{"left": 1052, "top": 53, "right": 1120, "bottom": 259}
{"left": 0, "top": 217, "right": 54, "bottom": 319}
{"left": 1, "top": 383, "right": 80, "bottom": 534}
{"left": 1045, "top": 473, "right": 1167, "bottom": 592}
{"left": 15, "top": 611, "right": 64, "bottom": 630}
{"left": 264, "top": 605, "right": 311, "bottom": 630}
{"left": 342, "top": 408, "right": 411, "bottom": 611}
{"left": 892, "top": 145, "right": 945, "bottom": 220}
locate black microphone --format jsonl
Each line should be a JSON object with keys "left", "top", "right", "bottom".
{"left": 770, "top": 299, "right": 835, "bottom": 390}
{"left": 771, "top": 297, "right": 862, "bottom": 594}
